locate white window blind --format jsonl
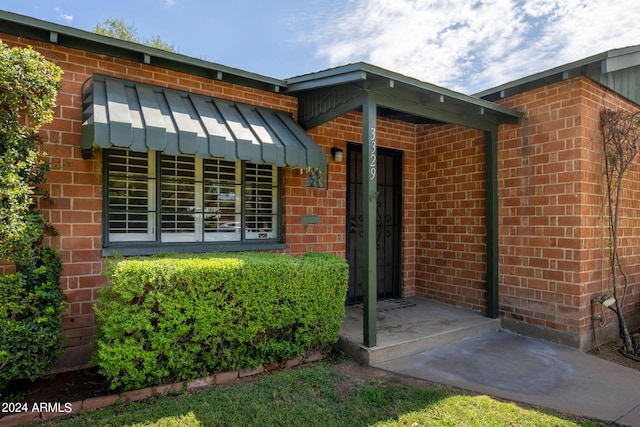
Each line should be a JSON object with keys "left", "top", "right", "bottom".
{"left": 161, "top": 154, "right": 198, "bottom": 242}
{"left": 203, "top": 158, "right": 241, "bottom": 241}
{"left": 107, "top": 149, "right": 156, "bottom": 242}
{"left": 106, "top": 149, "right": 279, "bottom": 246}
{"left": 245, "top": 163, "right": 278, "bottom": 240}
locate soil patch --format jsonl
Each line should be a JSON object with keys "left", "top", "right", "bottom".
{"left": 5, "top": 367, "right": 112, "bottom": 405}
{"left": 588, "top": 340, "right": 640, "bottom": 372}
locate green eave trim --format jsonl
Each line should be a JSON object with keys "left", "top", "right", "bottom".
{"left": 288, "top": 63, "right": 523, "bottom": 130}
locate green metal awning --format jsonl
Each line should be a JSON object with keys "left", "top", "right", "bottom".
{"left": 81, "top": 75, "right": 326, "bottom": 170}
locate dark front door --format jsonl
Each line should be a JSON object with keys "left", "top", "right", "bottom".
{"left": 346, "top": 143, "right": 402, "bottom": 304}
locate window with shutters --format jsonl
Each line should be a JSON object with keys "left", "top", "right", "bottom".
{"left": 107, "top": 149, "right": 155, "bottom": 242}
{"left": 104, "top": 148, "right": 281, "bottom": 254}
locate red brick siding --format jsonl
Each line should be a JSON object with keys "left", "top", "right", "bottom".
{"left": 496, "top": 77, "right": 640, "bottom": 347}
{"left": 415, "top": 124, "right": 488, "bottom": 312}
{"left": 0, "top": 33, "right": 305, "bottom": 369}
{"left": 2, "top": 33, "right": 421, "bottom": 368}
{"left": 6, "top": 31, "right": 639, "bottom": 365}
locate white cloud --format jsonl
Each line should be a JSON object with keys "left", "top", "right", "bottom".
{"left": 54, "top": 7, "right": 73, "bottom": 23}
{"left": 165, "top": 0, "right": 176, "bottom": 8}
{"left": 310, "top": 0, "right": 640, "bottom": 94}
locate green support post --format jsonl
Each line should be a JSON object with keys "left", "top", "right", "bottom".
{"left": 485, "top": 129, "right": 499, "bottom": 318}
{"left": 362, "top": 96, "right": 378, "bottom": 347}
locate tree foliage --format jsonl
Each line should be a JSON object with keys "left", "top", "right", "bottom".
{"left": 599, "top": 108, "right": 640, "bottom": 357}
{"left": 0, "top": 42, "right": 65, "bottom": 393}
{"left": 93, "top": 18, "right": 177, "bottom": 52}
{"left": 0, "top": 43, "right": 62, "bottom": 264}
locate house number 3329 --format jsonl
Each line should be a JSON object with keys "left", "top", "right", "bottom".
{"left": 369, "top": 127, "right": 377, "bottom": 181}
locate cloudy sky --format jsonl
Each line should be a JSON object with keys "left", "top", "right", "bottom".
{"left": 3, "top": 0, "right": 640, "bottom": 94}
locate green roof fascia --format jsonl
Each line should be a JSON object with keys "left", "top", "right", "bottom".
{"left": 0, "top": 9, "right": 286, "bottom": 93}
{"left": 285, "top": 62, "right": 523, "bottom": 124}
{"left": 474, "top": 45, "right": 640, "bottom": 101}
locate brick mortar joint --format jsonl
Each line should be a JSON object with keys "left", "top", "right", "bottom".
{"left": 0, "top": 351, "right": 324, "bottom": 426}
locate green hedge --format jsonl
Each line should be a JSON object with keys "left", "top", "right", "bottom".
{"left": 0, "top": 246, "right": 65, "bottom": 396}
{"left": 94, "top": 252, "right": 348, "bottom": 391}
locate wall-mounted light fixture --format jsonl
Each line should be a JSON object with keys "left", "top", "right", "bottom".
{"left": 331, "top": 147, "right": 344, "bottom": 163}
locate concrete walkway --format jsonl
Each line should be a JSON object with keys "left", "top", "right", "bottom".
{"left": 375, "top": 331, "right": 640, "bottom": 426}
{"left": 338, "top": 298, "right": 640, "bottom": 426}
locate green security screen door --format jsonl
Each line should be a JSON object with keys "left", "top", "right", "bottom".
{"left": 346, "top": 143, "right": 402, "bottom": 304}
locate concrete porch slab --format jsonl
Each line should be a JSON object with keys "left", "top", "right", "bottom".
{"left": 337, "top": 297, "right": 499, "bottom": 366}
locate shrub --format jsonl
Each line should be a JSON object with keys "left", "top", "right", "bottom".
{"left": 0, "top": 43, "right": 65, "bottom": 395}
{"left": 0, "top": 246, "right": 65, "bottom": 395}
{"left": 94, "top": 252, "right": 348, "bottom": 391}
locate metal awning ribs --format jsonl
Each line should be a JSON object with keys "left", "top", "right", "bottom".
{"left": 81, "top": 75, "right": 326, "bottom": 171}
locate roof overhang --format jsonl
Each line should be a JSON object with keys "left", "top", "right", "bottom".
{"left": 285, "top": 63, "right": 523, "bottom": 131}
{"left": 81, "top": 75, "right": 326, "bottom": 170}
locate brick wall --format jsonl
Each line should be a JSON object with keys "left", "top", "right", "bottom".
{"left": 410, "top": 76, "right": 640, "bottom": 350}
{"left": 496, "top": 77, "right": 640, "bottom": 349}
{"left": 5, "top": 31, "right": 639, "bottom": 369}
{"left": 414, "top": 124, "right": 488, "bottom": 312}
{"left": 1, "top": 33, "right": 421, "bottom": 369}
{"left": 0, "top": 33, "right": 325, "bottom": 369}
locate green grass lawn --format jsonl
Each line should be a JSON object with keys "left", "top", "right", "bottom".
{"left": 37, "top": 361, "right": 603, "bottom": 427}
